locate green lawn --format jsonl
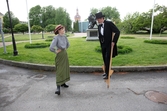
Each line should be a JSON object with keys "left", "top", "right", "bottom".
{"left": 0, "top": 33, "right": 167, "bottom": 66}
{"left": 0, "top": 33, "right": 54, "bottom": 42}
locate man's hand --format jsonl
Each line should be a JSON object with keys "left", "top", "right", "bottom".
{"left": 112, "top": 42, "right": 115, "bottom": 47}
{"left": 112, "top": 32, "right": 115, "bottom": 47}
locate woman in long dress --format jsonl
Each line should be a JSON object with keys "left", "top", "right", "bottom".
{"left": 49, "top": 24, "right": 70, "bottom": 95}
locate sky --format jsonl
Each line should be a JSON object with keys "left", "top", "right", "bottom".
{"left": 0, "top": 0, "right": 167, "bottom": 22}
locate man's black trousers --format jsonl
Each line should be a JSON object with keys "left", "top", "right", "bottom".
{"left": 101, "top": 45, "right": 111, "bottom": 76}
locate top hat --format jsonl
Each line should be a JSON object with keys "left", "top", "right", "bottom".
{"left": 54, "top": 24, "right": 64, "bottom": 35}
{"left": 95, "top": 12, "right": 105, "bottom": 19}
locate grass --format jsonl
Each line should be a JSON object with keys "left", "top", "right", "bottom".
{"left": 0, "top": 32, "right": 74, "bottom": 42}
{"left": 0, "top": 33, "right": 167, "bottom": 66}
{"left": 0, "top": 33, "right": 53, "bottom": 42}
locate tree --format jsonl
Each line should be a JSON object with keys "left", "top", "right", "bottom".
{"left": 90, "top": 8, "right": 98, "bottom": 15}
{"left": 45, "top": 24, "right": 56, "bottom": 32}
{"left": 65, "top": 13, "right": 72, "bottom": 31}
{"left": 73, "top": 20, "right": 79, "bottom": 32}
{"left": 89, "top": 6, "right": 121, "bottom": 24}
{"left": 29, "top": 5, "right": 42, "bottom": 26}
{"left": 121, "top": 4, "right": 167, "bottom": 34}
{"left": 100, "top": 6, "right": 121, "bottom": 24}
{"left": 31, "top": 25, "right": 43, "bottom": 33}
{"left": 55, "top": 7, "right": 67, "bottom": 26}
{"left": 55, "top": 7, "right": 72, "bottom": 31}
{"left": 121, "top": 12, "right": 140, "bottom": 33}
{"left": 29, "top": 5, "right": 72, "bottom": 32}
{"left": 153, "top": 5, "right": 167, "bottom": 33}
{"left": 3, "top": 11, "right": 19, "bottom": 30}
{"left": 14, "top": 24, "right": 28, "bottom": 34}
{"left": 41, "top": 5, "right": 56, "bottom": 28}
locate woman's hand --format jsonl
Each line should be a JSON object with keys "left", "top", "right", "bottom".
{"left": 56, "top": 49, "right": 61, "bottom": 54}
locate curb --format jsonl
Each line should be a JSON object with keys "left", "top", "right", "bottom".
{"left": 0, "top": 59, "right": 167, "bottom": 73}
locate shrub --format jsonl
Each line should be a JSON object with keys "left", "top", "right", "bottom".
{"left": 144, "top": 39, "right": 167, "bottom": 44}
{"left": 47, "top": 36, "right": 54, "bottom": 38}
{"left": 95, "top": 45, "right": 133, "bottom": 54}
{"left": 45, "top": 38, "right": 53, "bottom": 42}
{"left": 95, "top": 46, "right": 101, "bottom": 53}
{"left": 118, "top": 45, "right": 133, "bottom": 54}
{"left": 65, "top": 33, "right": 70, "bottom": 37}
{"left": 121, "top": 36, "right": 135, "bottom": 39}
{"left": 25, "top": 43, "right": 50, "bottom": 48}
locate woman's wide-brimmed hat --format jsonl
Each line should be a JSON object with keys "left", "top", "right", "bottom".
{"left": 95, "top": 12, "right": 105, "bottom": 19}
{"left": 54, "top": 24, "right": 64, "bottom": 35}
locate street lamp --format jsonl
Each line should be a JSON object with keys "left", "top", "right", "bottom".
{"left": 6, "top": 0, "right": 18, "bottom": 56}
{"left": 39, "top": 14, "right": 44, "bottom": 39}
{"left": 0, "top": 18, "right": 7, "bottom": 53}
{"left": 150, "top": 0, "right": 155, "bottom": 40}
{"left": 26, "top": 0, "right": 32, "bottom": 43}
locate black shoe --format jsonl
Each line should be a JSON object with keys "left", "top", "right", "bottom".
{"left": 61, "top": 83, "right": 69, "bottom": 88}
{"left": 103, "top": 75, "right": 108, "bottom": 79}
{"left": 102, "top": 73, "right": 107, "bottom": 76}
{"left": 55, "top": 85, "right": 60, "bottom": 95}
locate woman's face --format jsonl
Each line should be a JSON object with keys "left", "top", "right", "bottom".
{"left": 58, "top": 27, "right": 65, "bottom": 34}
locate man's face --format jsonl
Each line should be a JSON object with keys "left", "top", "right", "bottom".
{"left": 96, "top": 18, "right": 104, "bottom": 24}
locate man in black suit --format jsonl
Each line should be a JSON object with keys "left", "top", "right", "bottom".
{"left": 95, "top": 12, "right": 120, "bottom": 79}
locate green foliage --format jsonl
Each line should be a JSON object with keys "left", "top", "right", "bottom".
{"left": 121, "top": 36, "right": 135, "bottom": 39}
{"left": 3, "top": 28, "right": 10, "bottom": 33}
{"left": 90, "top": 6, "right": 121, "bottom": 24}
{"left": 31, "top": 25, "right": 43, "bottom": 33}
{"left": 24, "top": 43, "right": 50, "bottom": 48}
{"left": 95, "top": 46, "right": 101, "bottom": 53}
{"left": 45, "top": 38, "right": 53, "bottom": 42}
{"left": 45, "top": 24, "right": 56, "bottom": 32}
{"left": 121, "top": 12, "right": 141, "bottom": 34}
{"left": 41, "top": 5, "right": 56, "bottom": 27}
{"left": 55, "top": 7, "right": 67, "bottom": 25}
{"left": 90, "top": 8, "right": 98, "bottom": 15}
{"left": 47, "top": 36, "right": 54, "bottom": 38}
{"left": 101, "top": 6, "right": 121, "bottom": 23}
{"left": 118, "top": 45, "right": 133, "bottom": 54}
{"left": 73, "top": 21, "right": 79, "bottom": 32}
{"left": 144, "top": 39, "right": 167, "bottom": 44}
{"left": 29, "top": 5, "right": 72, "bottom": 32}
{"left": 14, "top": 24, "right": 28, "bottom": 34}
{"left": 3, "top": 11, "right": 19, "bottom": 29}
{"left": 65, "top": 13, "right": 72, "bottom": 31}
{"left": 121, "top": 4, "right": 167, "bottom": 34}
{"left": 29, "top": 5, "right": 42, "bottom": 26}
{"left": 95, "top": 45, "right": 133, "bottom": 54}
{"left": 1, "top": 36, "right": 167, "bottom": 66}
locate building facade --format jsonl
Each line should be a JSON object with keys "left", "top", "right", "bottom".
{"left": 78, "top": 21, "right": 89, "bottom": 33}
{"left": 0, "top": 12, "right": 4, "bottom": 27}
{"left": 74, "top": 8, "right": 81, "bottom": 22}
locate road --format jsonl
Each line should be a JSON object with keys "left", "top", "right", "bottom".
{"left": 0, "top": 64, "right": 167, "bottom": 111}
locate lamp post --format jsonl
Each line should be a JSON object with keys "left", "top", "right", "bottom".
{"left": 26, "top": 0, "right": 32, "bottom": 43}
{"left": 0, "top": 18, "right": 7, "bottom": 53}
{"left": 150, "top": 0, "right": 155, "bottom": 40}
{"left": 39, "top": 14, "right": 44, "bottom": 39}
{"left": 6, "top": 0, "right": 18, "bottom": 56}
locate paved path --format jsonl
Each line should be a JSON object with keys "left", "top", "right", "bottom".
{"left": 0, "top": 33, "right": 87, "bottom": 48}
{"left": 0, "top": 64, "right": 167, "bottom": 111}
